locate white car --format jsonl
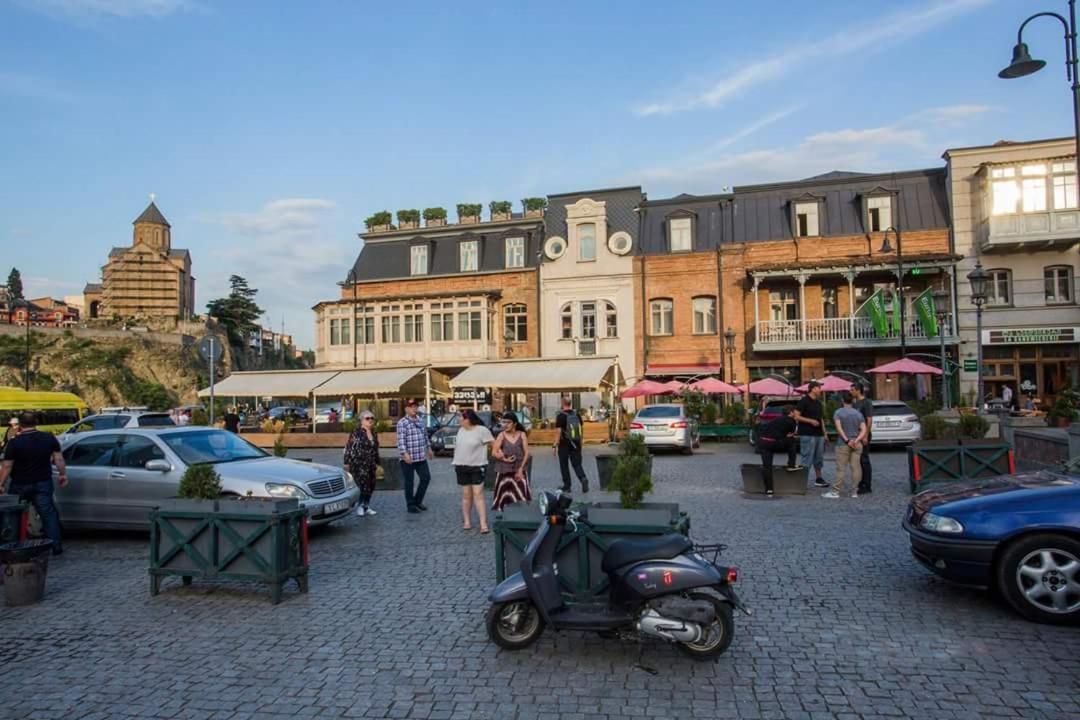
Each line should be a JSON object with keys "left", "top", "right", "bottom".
{"left": 629, "top": 404, "right": 700, "bottom": 454}
{"left": 870, "top": 401, "right": 922, "bottom": 446}
{"left": 58, "top": 411, "right": 175, "bottom": 442}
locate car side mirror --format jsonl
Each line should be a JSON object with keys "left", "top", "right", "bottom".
{"left": 145, "top": 459, "right": 171, "bottom": 472}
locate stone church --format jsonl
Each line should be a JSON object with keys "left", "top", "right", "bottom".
{"left": 84, "top": 200, "right": 196, "bottom": 322}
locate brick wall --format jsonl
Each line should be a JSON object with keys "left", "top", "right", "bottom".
{"left": 638, "top": 252, "right": 723, "bottom": 374}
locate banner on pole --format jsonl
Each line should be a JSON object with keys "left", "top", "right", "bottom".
{"left": 856, "top": 289, "right": 890, "bottom": 338}
{"left": 914, "top": 288, "right": 939, "bottom": 338}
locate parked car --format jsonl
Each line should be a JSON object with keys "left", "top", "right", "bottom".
{"left": 903, "top": 461, "right": 1080, "bottom": 624}
{"left": 259, "top": 406, "right": 310, "bottom": 424}
{"left": 869, "top": 400, "right": 921, "bottom": 446}
{"left": 55, "top": 427, "right": 359, "bottom": 529}
{"left": 629, "top": 404, "right": 699, "bottom": 454}
{"left": 314, "top": 406, "right": 353, "bottom": 424}
{"left": 429, "top": 410, "right": 530, "bottom": 455}
{"left": 59, "top": 411, "right": 174, "bottom": 440}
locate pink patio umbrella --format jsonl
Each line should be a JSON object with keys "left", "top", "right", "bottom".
{"left": 688, "top": 377, "right": 742, "bottom": 394}
{"left": 739, "top": 378, "right": 798, "bottom": 396}
{"left": 620, "top": 379, "right": 671, "bottom": 399}
{"left": 795, "top": 376, "right": 853, "bottom": 393}
{"left": 867, "top": 358, "right": 942, "bottom": 376}
{"left": 658, "top": 380, "right": 686, "bottom": 395}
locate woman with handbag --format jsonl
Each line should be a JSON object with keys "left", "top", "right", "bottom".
{"left": 491, "top": 412, "right": 531, "bottom": 511}
{"left": 453, "top": 409, "right": 494, "bottom": 533}
{"left": 344, "top": 410, "right": 380, "bottom": 517}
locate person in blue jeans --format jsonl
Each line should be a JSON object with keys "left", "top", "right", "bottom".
{"left": 0, "top": 412, "right": 68, "bottom": 555}
{"left": 792, "top": 381, "right": 828, "bottom": 488}
{"left": 396, "top": 398, "right": 433, "bottom": 514}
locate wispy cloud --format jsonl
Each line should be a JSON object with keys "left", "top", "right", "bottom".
{"left": 0, "top": 71, "right": 75, "bottom": 103}
{"left": 635, "top": 0, "right": 992, "bottom": 116}
{"left": 208, "top": 198, "right": 338, "bottom": 237}
{"left": 711, "top": 107, "right": 799, "bottom": 151}
{"left": 17, "top": 0, "right": 194, "bottom": 18}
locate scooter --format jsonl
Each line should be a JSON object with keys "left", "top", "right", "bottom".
{"left": 486, "top": 491, "right": 746, "bottom": 661}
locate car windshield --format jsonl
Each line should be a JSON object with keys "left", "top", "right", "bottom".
{"left": 161, "top": 429, "right": 267, "bottom": 465}
{"left": 441, "top": 413, "right": 461, "bottom": 428}
{"left": 636, "top": 406, "right": 681, "bottom": 419}
{"left": 137, "top": 414, "right": 175, "bottom": 427}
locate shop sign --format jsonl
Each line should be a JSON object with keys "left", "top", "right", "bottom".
{"left": 963, "top": 359, "right": 978, "bottom": 372}
{"left": 452, "top": 388, "right": 492, "bottom": 406}
{"left": 982, "top": 327, "right": 1079, "bottom": 345}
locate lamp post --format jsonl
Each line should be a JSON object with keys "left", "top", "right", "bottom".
{"left": 723, "top": 327, "right": 737, "bottom": 383}
{"left": 878, "top": 226, "right": 906, "bottom": 355}
{"left": 347, "top": 268, "right": 358, "bottom": 369}
{"left": 999, "top": 1, "right": 1080, "bottom": 189}
{"left": 503, "top": 327, "right": 515, "bottom": 358}
{"left": 933, "top": 288, "right": 951, "bottom": 410}
{"left": 967, "top": 262, "right": 990, "bottom": 416}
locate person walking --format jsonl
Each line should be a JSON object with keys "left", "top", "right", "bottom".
{"left": 344, "top": 410, "right": 380, "bottom": 517}
{"left": 553, "top": 397, "right": 589, "bottom": 493}
{"left": 453, "top": 409, "right": 494, "bottom": 533}
{"left": 1, "top": 417, "right": 18, "bottom": 453}
{"left": 223, "top": 406, "right": 241, "bottom": 434}
{"left": 824, "top": 393, "right": 867, "bottom": 499}
{"left": 0, "top": 412, "right": 67, "bottom": 555}
{"left": 850, "top": 383, "right": 874, "bottom": 494}
{"left": 397, "top": 398, "right": 433, "bottom": 514}
{"left": 792, "top": 381, "right": 827, "bottom": 488}
{"left": 492, "top": 411, "right": 531, "bottom": 511}
{"left": 756, "top": 406, "right": 801, "bottom": 497}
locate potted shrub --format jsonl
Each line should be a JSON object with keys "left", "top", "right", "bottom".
{"left": 1047, "top": 390, "right": 1078, "bottom": 428}
{"left": 397, "top": 208, "right": 420, "bottom": 229}
{"left": 522, "top": 197, "right": 547, "bottom": 217}
{"left": 596, "top": 433, "right": 652, "bottom": 492}
{"left": 423, "top": 207, "right": 447, "bottom": 227}
{"left": 489, "top": 200, "right": 513, "bottom": 221}
{"left": 608, "top": 434, "right": 652, "bottom": 508}
{"left": 958, "top": 413, "right": 990, "bottom": 440}
{"left": 364, "top": 211, "right": 393, "bottom": 232}
{"left": 907, "top": 412, "right": 1011, "bottom": 493}
{"left": 457, "top": 203, "right": 482, "bottom": 224}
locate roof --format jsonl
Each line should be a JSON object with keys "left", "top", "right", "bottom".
{"left": 83, "top": 283, "right": 103, "bottom": 293}
{"left": 134, "top": 201, "right": 171, "bottom": 227}
{"left": 449, "top": 356, "right": 622, "bottom": 392}
{"left": 548, "top": 185, "right": 642, "bottom": 199}
{"left": 800, "top": 171, "right": 869, "bottom": 182}
{"left": 943, "top": 136, "right": 1075, "bottom": 156}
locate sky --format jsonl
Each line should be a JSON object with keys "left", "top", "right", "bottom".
{"left": 0, "top": 0, "right": 1075, "bottom": 349}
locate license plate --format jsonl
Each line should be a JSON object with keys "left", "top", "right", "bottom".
{"left": 879, "top": 420, "right": 901, "bottom": 428}
{"left": 444, "top": 437, "right": 455, "bottom": 446}
{"left": 647, "top": 424, "right": 666, "bottom": 431}
{"left": 322, "top": 500, "right": 349, "bottom": 515}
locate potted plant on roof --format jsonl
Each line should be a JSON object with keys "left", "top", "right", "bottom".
{"left": 364, "top": 211, "right": 393, "bottom": 233}
{"left": 397, "top": 209, "right": 420, "bottom": 230}
{"left": 423, "top": 207, "right": 447, "bottom": 227}
{"left": 489, "top": 200, "right": 513, "bottom": 222}
{"left": 522, "top": 197, "right": 547, "bottom": 218}
{"left": 148, "top": 464, "right": 309, "bottom": 603}
{"left": 457, "top": 203, "right": 482, "bottom": 224}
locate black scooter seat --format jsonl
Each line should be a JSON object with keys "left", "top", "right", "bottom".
{"left": 601, "top": 534, "right": 692, "bottom": 573}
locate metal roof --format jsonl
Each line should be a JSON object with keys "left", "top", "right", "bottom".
{"left": 133, "top": 201, "right": 171, "bottom": 227}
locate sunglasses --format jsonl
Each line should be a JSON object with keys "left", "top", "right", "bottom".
{"left": 362, "top": 416, "right": 374, "bottom": 421}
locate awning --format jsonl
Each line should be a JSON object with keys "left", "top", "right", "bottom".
{"left": 450, "top": 356, "right": 621, "bottom": 393}
{"left": 314, "top": 366, "right": 450, "bottom": 397}
{"left": 197, "top": 370, "right": 339, "bottom": 398}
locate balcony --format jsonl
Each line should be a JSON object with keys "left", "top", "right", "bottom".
{"left": 979, "top": 210, "right": 1080, "bottom": 253}
{"left": 754, "top": 314, "right": 955, "bottom": 351}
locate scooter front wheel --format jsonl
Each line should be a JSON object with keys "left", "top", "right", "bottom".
{"left": 486, "top": 601, "right": 545, "bottom": 650}
{"left": 676, "top": 592, "right": 734, "bottom": 661}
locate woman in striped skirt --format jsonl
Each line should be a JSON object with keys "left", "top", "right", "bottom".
{"left": 491, "top": 412, "right": 531, "bottom": 511}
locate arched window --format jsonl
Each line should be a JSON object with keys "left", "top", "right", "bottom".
{"left": 692, "top": 296, "right": 717, "bottom": 334}
{"left": 650, "top": 299, "right": 673, "bottom": 336}
{"left": 604, "top": 301, "right": 618, "bottom": 337}
{"left": 560, "top": 303, "right": 573, "bottom": 339}
{"left": 1044, "top": 265, "right": 1074, "bottom": 304}
{"left": 504, "top": 303, "right": 527, "bottom": 342}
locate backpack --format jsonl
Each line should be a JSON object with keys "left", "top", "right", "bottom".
{"left": 560, "top": 410, "right": 583, "bottom": 449}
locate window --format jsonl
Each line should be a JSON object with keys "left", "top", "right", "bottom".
{"left": 330, "top": 319, "right": 341, "bottom": 346}
{"left": 692, "top": 297, "right": 716, "bottom": 334}
{"left": 410, "top": 245, "right": 428, "bottom": 275}
{"left": 580, "top": 302, "right": 597, "bottom": 339}
{"left": 822, "top": 287, "right": 839, "bottom": 319}
{"left": 794, "top": 202, "right": 819, "bottom": 237}
{"left": 770, "top": 289, "right": 798, "bottom": 321}
{"left": 458, "top": 311, "right": 482, "bottom": 340}
{"left": 577, "top": 223, "right": 596, "bottom": 261}
{"left": 431, "top": 310, "right": 454, "bottom": 342}
{"left": 560, "top": 303, "right": 573, "bottom": 339}
{"left": 460, "top": 240, "right": 478, "bottom": 272}
{"left": 403, "top": 309, "right": 423, "bottom": 343}
{"left": 355, "top": 316, "right": 375, "bottom": 344}
{"left": 116, "top": 436, "right": 166, "bottom": 469}
{"left": 669, "top": 217, "right": 692, "bottom": 252}
{"left": 991, "top": 167, "right": 1019, "bottom": 215}
{"left": 339, "top": 315, "right": 350, "bottom": 345}
{"left": 1045, "top": 266, "right": 1074, "bottom": 304}
{"left": 986, "top": 269, "right": 1011, "bottom": 306}
{"left": 64, "top": 434, "right": 119, "bottom": 467}
{"left": 1053, "top": 162, "right": 1078, "bottom": 209}
{"left": 381, "top": 313, "right": 401, "bottom": 343}
{"left": 1022, "top": 165, "right": 1047, "bottom": 212}
{"left": 604, "top": 301, "right": 617, "bottom": 338}
{"left": 505, "top": 237, "right": 525, "bottom": 268}
{"left": 650, "top": 299, "right": 673, "bottom": 336}
{"left": 504, "top": 303, "right": 527, "bottom": 342}
{"left": 867, "top": 196, "right": 891, "bottom": 232}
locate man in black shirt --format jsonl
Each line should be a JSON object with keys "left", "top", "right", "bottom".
{"left": 223, "top": 406, "right": 241, "bottom": 434}
{"left": 851, "top": 383, "right": 873, "bottom": 494}
{"left": 757, "top": 406, "right": 800, "bottom": 497}
{"left": 792, "top": 381, "right": 828, "bottom": 488}
{"left": 0, "top": 412, "right": 68, "bottom": 555}
{"left": 553, "top": 397, "right": 589, "bottom": 493}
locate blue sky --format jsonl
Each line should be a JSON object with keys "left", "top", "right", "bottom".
{"left": 0, "top": 0, "right": 1073, "bottom": 348}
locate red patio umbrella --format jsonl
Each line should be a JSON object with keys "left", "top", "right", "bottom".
{"left": 688, "top": 377, "right": 742, "bottom": 394}
{"left": 620, "top": 379, "right": 670, "bottom": 399}
{"left": 795, "top": 376, "right": 853, "bottom": 393}
{"left": 739, "top": 378, "right": 797, "bottom": 396}
{"left": 867, "top": 358, "right": 942, "bottom": 376}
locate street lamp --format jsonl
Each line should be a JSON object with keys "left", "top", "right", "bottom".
{"left": 967, "top": 262, "right": 990, "bottom": 415}
{"left": 878, "top": 226, "right": 906, "bottom": 355}
{"left": 723, "top": 327, "right": 737, "bottom": 383}
{"left": 999, "top": 2, "right": 1080, "bottom": 187}
{"left": 346, "top": 268, "right": 358, "bottom": 369}
{"left": 933, "top": 288, "right": 951, "bottom": 410}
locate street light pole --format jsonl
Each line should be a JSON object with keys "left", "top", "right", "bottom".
{"left": 723, "top": 327, "right": 737, "bottom": 383}
{"left": 879, "top": 227, "right": 906, "bottom": 356}
{"left": 968, "top": 262, "right": 990, "bottom": 416}
{"left": 1000, "top": 1, "right": 1080, "bottom": 191}
{"left": 933, "top": 288, "right": 951, "bottom": 410}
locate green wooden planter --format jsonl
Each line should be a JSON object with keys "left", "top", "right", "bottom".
{"left": 595, "top": 454, "right": 653, "bottom": 490}
{"left": 493, "top": 501, "right": 689, "bottom": 604}
{"left": 699, "top": 424, "right": 752, "bottom": 441}
{"left": 483, "top": 456, "right": 534, "bottom": 490}
{"left": 149, "top": 498, "right": 309, "bottom": 604}
{"left": 907, "top": 440, "right": 1014, "bottom": 493}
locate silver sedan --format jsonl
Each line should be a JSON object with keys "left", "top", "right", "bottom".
{"left": 869, "top": 401, "right": 922, "bottom": 446}
{"left": 55, "top": 427, "right": 360, "bottom": 530}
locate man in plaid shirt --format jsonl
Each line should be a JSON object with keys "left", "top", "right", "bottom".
{"left": 397, "top": 398, "right": 433, "bottom": 513}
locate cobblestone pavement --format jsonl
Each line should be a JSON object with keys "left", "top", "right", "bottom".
{"left": 2, "top": 443, "right": 1078, "bottom": 720}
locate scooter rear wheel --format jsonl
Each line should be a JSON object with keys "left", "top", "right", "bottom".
{"left": 486, "top": 601, "right": 545, "bottom": 650}
{"left": 676, "top": 592, "right": 734, "bottom": 661}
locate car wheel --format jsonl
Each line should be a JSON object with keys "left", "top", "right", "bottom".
{"left": 996, "top": 533, "right": 1080, "bottom": 625}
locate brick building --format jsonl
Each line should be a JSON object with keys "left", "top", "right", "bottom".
{"left": 10, "top": 297, "right": 80, "bottom": 327}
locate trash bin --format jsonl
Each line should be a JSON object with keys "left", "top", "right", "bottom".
{"left": 1, "top": 539, "right": 53, "bottom": 607}
{"left": 0, "top": 497, "right": 28, "bottom": 545}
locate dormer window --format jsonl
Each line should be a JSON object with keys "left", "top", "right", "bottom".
{"left": 794, "top": 202, "right": 819, "bottom": 237}
{"left": 669, "top": 217, "right": 692, "bottom": 252}
{"left": 460, "top": 240, "right": 479, "bottom": 272}
{"left": 867, "top": 196, "right": 892, "bottom": 232}
{"left": 410, "top": 245, "right": 428, "bottom": 275}
{"left": 578, "top": 223, "right": 597, "bottom": 261}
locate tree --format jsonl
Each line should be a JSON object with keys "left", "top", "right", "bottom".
{"left": 206, "top": 275, "right": 264, "bottom": 347}
{"left": 6, "top": 268, "right": 23, "bottom": 301}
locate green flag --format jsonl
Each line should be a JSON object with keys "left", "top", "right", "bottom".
{"left": 914, "top": 288, "right": 939, "bottom": 337}
{"left": 891, "top": 289, "right": 902, "bottom": 335}
{"left": 857, "top": 289, "right": 889, "bottom": 338}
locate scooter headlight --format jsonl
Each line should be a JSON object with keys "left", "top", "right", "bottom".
{"left": 538, "top": 493, "right": 550, "bottom": 514}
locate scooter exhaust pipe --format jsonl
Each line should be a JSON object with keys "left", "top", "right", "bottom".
{"left": 637, "top": 609, "right": 702, "bottom": 643}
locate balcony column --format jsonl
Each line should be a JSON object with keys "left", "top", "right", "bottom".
{"left": 796, "top": 272, "right": 808, "bottom": 342}
{"left": 752, "top": 277, "right": 760, "bottom": 344}
{"left": 846, "top": 271, "right": 856, "bottom": 339}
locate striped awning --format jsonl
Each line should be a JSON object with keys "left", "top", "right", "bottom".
{"left": 449, "top": 356, "right": 621, "bottom": 392}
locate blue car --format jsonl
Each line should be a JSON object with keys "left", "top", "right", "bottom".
{"left": 903, "top": 459, "right": 1080, "bottom": 625}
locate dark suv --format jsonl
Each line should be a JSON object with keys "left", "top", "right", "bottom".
{"left": 430, "top": 411, "right": 530, "bottom": 455}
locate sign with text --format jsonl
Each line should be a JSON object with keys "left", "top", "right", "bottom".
{"left": 963, "top": 359, "right": 978, "bottom": 373}
{"left": 982, "top": 327, "right": 1079, "bottom": 345}
{"left": 452, "top": 388, "right": 492, "bottom": 406}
